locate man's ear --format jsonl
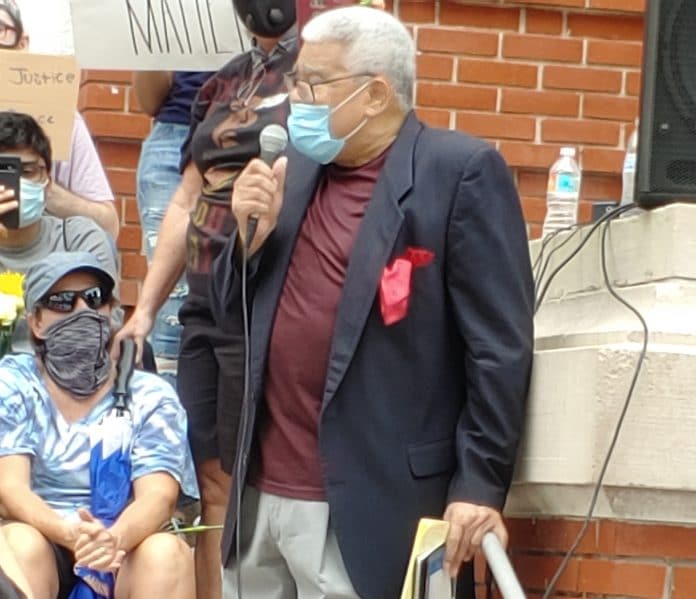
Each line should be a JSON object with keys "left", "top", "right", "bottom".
{"left": 364, "top": 77, "right": 394, "bottom": 117}
{"left": 17, "top": 34, "right": 28, "bottom": 50}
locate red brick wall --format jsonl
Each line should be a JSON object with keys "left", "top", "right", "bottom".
{"left": 482, "top": 517, "right": 696, "bottom": 599}
{"left": 79, "top": 69, "right": 149, "bottom": 307}
{"left": 79, "top": 0, "right": 646, "bottom": 306}
{"left": 404, "top": 0, "right": 644, "bottom": 238}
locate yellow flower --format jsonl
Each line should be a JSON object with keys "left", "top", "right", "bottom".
{"left": 0, "top": 272, "right": 23, "bottom": 298}
{"left": 0, "top": 272, "right": 24, "bottom": 315}
{"left": 0, "top": 293, "right": 18, "bottom": 326}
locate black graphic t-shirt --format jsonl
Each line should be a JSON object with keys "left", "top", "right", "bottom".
{"left": 181, "top": 31, "right": 298, "bottom": 305}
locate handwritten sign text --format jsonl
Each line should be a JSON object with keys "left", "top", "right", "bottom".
{"left": 71, "top": 0, "right": 248, "bottom": 71}
{"left": 0, "top": 50, "right": 80, "bottom": 160}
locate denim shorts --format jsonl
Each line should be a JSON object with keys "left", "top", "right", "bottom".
{"left": 136, "top": 121, "right": 190, "bottom": 363}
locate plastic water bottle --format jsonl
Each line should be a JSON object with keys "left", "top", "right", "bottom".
{"left": 621, "top": 124, "right": 638, "bottom": 207}
{"left": 542, "top": 147, "right": 581, "bottom": 239}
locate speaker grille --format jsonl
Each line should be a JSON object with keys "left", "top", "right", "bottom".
{"left": 637, "top": 0, "right": 696, "bottom": 205}
{"left": 666, "top": 160, "right": 696, "bottom": 186}
{"left": 662, "top": 0, "right": 696, "bottom": 134}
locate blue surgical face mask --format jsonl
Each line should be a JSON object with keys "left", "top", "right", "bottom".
{"left": 19, "top": 177, "right": 47, "bottom": 228}
{"left": 287, "top": 80, "right": 371, "bottom": 164}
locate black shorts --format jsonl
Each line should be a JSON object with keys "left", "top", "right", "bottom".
{"left": 51, "top": 543, "right": 77, "bottom": 599}
{"left": 177, "top": 315, "right": 245, "bottom": 474}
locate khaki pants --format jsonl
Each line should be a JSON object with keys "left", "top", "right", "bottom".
{"left": 223, "top": 487, "right": 360, "bottom": 599}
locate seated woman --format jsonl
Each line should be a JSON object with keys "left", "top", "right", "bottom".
{"left": 0, "top": 252, "right": 198, "bottom": 599}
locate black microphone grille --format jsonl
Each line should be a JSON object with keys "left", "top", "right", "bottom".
{"left": 259, "top": 124, "right": 289, "bottom": 155}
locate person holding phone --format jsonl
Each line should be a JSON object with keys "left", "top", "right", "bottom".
{"left": 0, "top": 112, "right": 117, "bottom": 290}
{"left": 0, "top": 0, "right": 119, "bottom": 238}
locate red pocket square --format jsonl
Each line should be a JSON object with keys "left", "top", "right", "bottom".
{"left": 379, "top": 247, "right": 434, "bottom": 326}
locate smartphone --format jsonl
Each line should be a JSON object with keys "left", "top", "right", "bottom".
{"left": 0, "top": 155, "right": 21, "bottom": 229}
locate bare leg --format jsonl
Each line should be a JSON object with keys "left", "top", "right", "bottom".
{"left": 2, "top": 523, "right": 59, "bottom": 599}
{"left": 0, "top": 527, "right": 36, "bottom": 599}
{"left": 115, "top": 532, "right": 194, "bottom": 599}
{"left": 195, "top": 458, "right": 232, "bottom": 599}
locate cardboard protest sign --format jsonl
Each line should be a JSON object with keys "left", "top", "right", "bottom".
{"left": 70, "top": 0, "right": 249, "bottom": 71}
{"left": 0, "top": 50, "right": 80, "bottom": 160}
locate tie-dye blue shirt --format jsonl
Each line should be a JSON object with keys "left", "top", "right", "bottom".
{"left": 0, "top": 354, "right": 199, "bottom": 520}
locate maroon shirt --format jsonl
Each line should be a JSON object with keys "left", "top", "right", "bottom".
{"left": 254, "top": 151, "right": 388, "bottom": 500}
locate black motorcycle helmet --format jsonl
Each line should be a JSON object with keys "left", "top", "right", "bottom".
{"left": 233, "top": 0, "right": 296, "bottom": 38}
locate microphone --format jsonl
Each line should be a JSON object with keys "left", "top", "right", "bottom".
{"left": 246, "top": 124, "right": 289, "bottom": 249}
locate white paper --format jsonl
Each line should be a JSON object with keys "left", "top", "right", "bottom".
{"left": 70, "top": 0, "right": 250, "bottom": 71}
{"left": 424, "top": 547, "right": 455, "bottom": 599}
{"left": 17, "top": 0, "right": 75, "bottom": 55}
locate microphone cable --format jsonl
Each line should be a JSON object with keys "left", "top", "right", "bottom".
{"left": 539, "top": 207, "right": 649, "bottom": 599}
{"left": 533, "top": 225, "right": 579, "bottom": 297}
{"left": 532, "top": 225, "right": 575, "bottom": 283}
{"left": 232, "top": 124, "right": 287, "bottom": 599}
{"left": 235, "top": 221, "right": 257, "bottom": 599}
{"left": 534, "top": 203, "right": 634, "bottom": 314}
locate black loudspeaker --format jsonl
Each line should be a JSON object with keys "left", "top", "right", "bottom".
{"left": 636, "top": 0, "right": 696, "bottom": 208}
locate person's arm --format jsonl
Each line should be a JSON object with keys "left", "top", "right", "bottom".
{"left": 73, "top": 473, "right": 178, "bottom": 570}
{"left": 0, "top": 455, "right": 78, "bottom": 550}
{"left": 45, "top": 183, "right": 119, "bottom": 239}
{"left": 113, "top": 162, "right": 202, "bottom": 361}
{"left": 132, "top": 71, "right": 174, "bottom": 117}
{"left": 442, "top": 144, "right": 534, "bottom": 575}
{"left": 49, "top": 113, "right": 118, "bottom": 238}
{"left": 75, "top": 377, "right": 197, "bottom": 570}
{"left": 110, "top": 473, "right": 178, "bottom": 551}
{"left": 208, "top": 156, "right": 286, "bottom": 326}
{"left": 0, "top": 528, "right": 35, "bottom": 599}
{"left": 0, "top": 379, "right": 78, "bottom": 550}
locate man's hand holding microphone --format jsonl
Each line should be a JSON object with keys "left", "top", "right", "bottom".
{"left": 234, "top": 124, "right": 288, "bottom": 256}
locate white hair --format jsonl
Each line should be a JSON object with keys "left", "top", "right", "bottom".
{"left": 302, "top": 6, "right": 416, "bottom": 111}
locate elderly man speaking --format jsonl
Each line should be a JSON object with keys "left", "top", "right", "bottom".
{"left": 211, "top": 7, "right": 534, "bottom": 599}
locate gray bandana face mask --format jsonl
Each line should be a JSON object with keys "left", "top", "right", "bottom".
{"left": 37, "top": 310, "right": 112, "bottom": 397}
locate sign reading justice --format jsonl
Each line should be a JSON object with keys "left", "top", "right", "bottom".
{"left": 0, "top": 50, "right": 80, "bottom": 161}
{"left": 70, "top": 0, "right": 249, "bottom": 71}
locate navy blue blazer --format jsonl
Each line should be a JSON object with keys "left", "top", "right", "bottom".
{"left": 210, "top": 112, "right": 534, "bottom": 599}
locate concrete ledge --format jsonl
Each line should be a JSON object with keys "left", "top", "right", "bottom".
{"left": 506, "top": 483, "right": 696, "bottom": 526}
{"left": 511, "top": 204, "right": 696, "bottom": 525}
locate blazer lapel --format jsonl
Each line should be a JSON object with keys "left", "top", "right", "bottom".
{"left": 322, "top": 113, "right": 423, "bottom": 407}
{"left": 250, "top": 151, "right": 322, "bottom": 397}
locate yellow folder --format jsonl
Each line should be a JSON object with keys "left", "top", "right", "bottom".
{"left": 400, "top": 518, "right": 451, "bottom": 599}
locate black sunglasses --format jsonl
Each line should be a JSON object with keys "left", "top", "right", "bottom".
{"left": 37, "top": 286, "right": 111, "bottom": 313}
